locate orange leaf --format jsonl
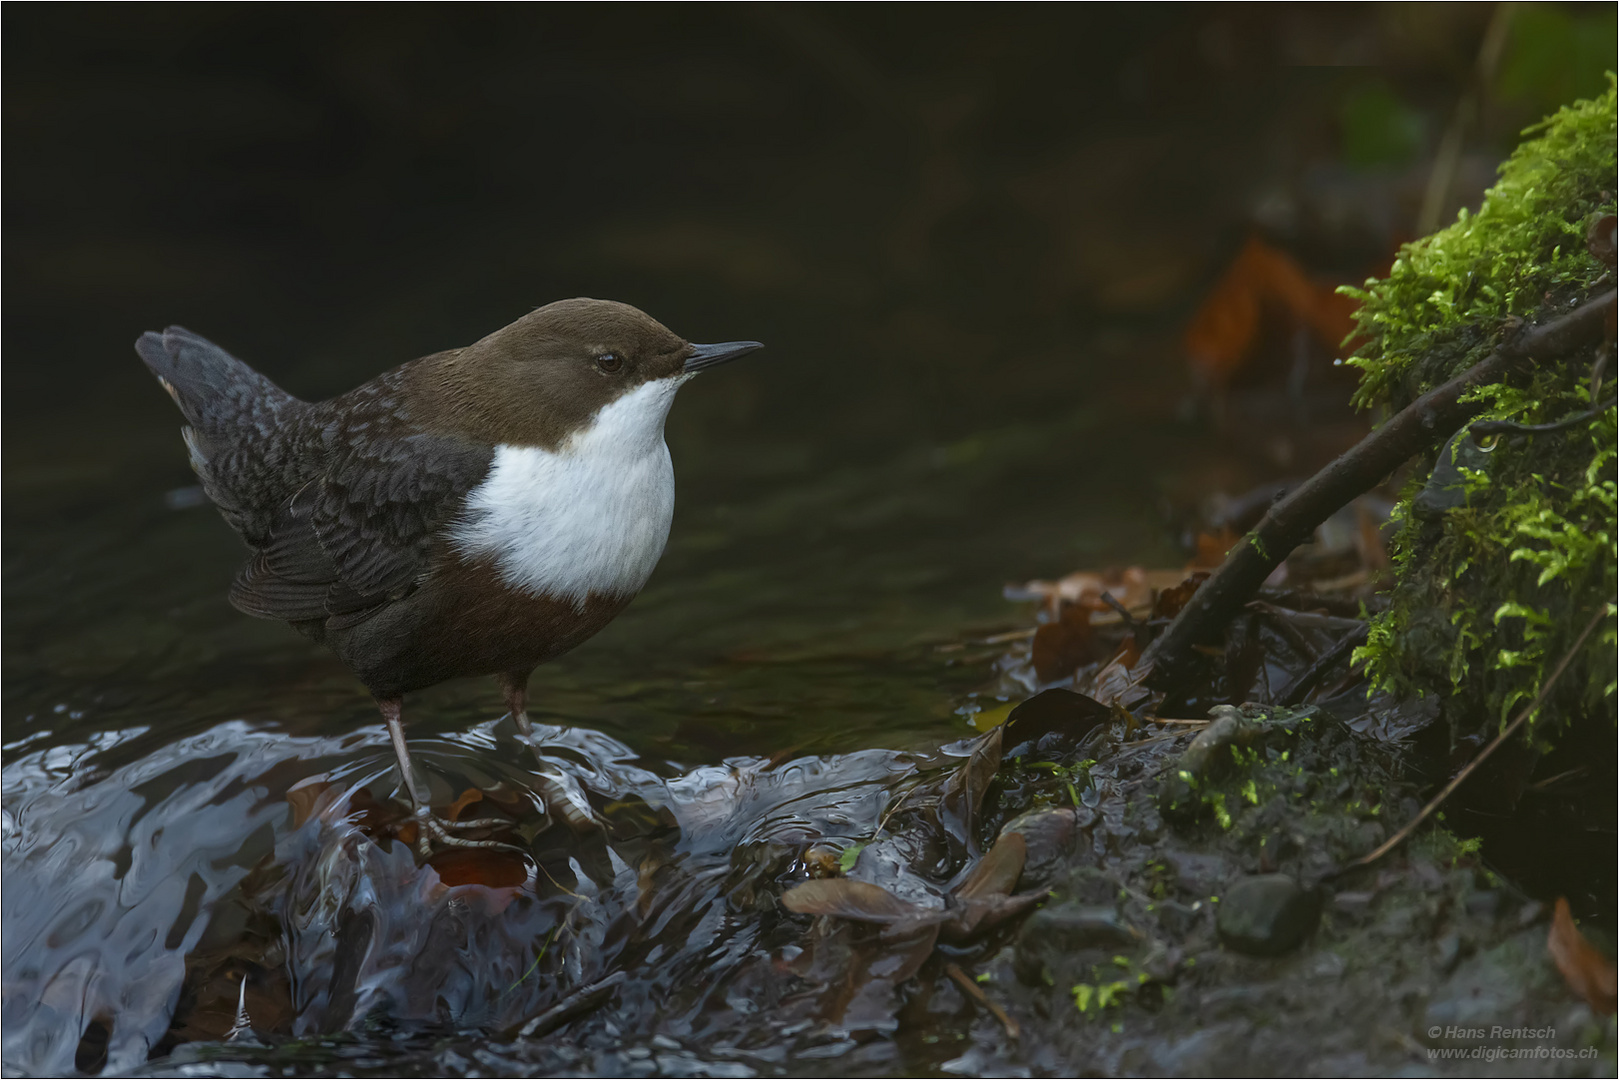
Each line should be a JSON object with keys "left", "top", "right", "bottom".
{"left": 1190, "top": 529, "right": 1239, "bottom": 570}
{"left": 1548, "top": 897, "right": 1617, "bottom": 1015}
{"left": 428, "top": 848, "right": 529, "bottom": 890}
{"left": 1183, "top": 236, "right": 1362, "bottom": 388}
{"left": 445, "top": 787, "right": 485, "bottom": 823}
{"left": 1154, "top": 570, "right": 1209, "bottom": 618}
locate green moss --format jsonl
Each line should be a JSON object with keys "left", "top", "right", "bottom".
{"left": 1343, "top": 78, "right": 1618, "bottom": 737}
{"left": 1344, "top": 80, "right": 1617, "bottom": 408}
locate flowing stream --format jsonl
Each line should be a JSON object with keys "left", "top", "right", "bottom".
{"left": 3, "top": 355, "right": 1185, "bottom": 1074}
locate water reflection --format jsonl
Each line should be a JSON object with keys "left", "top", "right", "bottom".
{"left": 3, "top": 710, "right": 980, "bottom": 1074}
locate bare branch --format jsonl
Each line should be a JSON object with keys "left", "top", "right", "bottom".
{"left": 1141, "top": 289, "right": 1616, "bottom": 688}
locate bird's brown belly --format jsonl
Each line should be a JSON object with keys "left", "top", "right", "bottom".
{"left": 315, "top": 557, "right": 634, "bottom": 696}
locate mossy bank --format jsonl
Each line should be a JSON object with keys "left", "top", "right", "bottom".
{"left": 1343, "top": 79, "right": 1618, "bottom": 741}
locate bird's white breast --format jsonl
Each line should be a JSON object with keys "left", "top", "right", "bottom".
{"left": 449, "top": 376, "right": 689, "bottom": 608}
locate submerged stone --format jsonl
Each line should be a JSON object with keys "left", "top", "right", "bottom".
{"left": 1216, "top": 874, "right": 1320, "bottom": 957}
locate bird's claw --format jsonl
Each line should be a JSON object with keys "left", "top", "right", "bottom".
{"left": 409, "top": 806, "right": 527, "bottom": 856}
{"left": 432, "top": 814, "right": 511, "bottom": 831}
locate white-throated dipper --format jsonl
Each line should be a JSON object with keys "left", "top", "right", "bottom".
{"left": 136, "top": 299, "right": 762, "bottom": 851}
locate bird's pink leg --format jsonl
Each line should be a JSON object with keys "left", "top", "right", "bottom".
{"left": 497, "top": 672, "right": 601, "bottom": 832}
{"left": 376, "top": 695, "right": 515, "bottom": 855}
{"left": 498, "top": 672, "right": 532, "bottom": 738}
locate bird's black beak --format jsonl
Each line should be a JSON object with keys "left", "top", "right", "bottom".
{"left": 684, "top": 340, "right": 764, "bottom": 373}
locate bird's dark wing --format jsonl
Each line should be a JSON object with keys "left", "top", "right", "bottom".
{"left": 229, "top": 433, "right": 493, "bottom": 627}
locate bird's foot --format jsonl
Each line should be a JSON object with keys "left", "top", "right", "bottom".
{"left": 409, "top": 806, "right": 527, "bottom": 857}
{"left": 434, "top": 813, "right": 511, "bottom": 831}
{"left": 528, "top": 759, "right": 606, "bottom": 833}
{"left": 508, "top": 699, "right": 604, "bottom": 833}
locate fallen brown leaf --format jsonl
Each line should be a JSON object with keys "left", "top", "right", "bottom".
{"left": 954, "top": 833, "right": 1027, "bottom": 902}
{"left": 1154, "top": 571, "right": 1210, "bottom": 618}
{"left": 444, "top": 787, "right": 485, "bottom": 823}
{"left": 1548, "top": 897, "right": 1617, "bottom": 1015}
{"left": 781, "top": 878, "right": 920, "bottom": 922}
{"left": 1183, "top": 236, "right": 1360, "bottom": 389}
{"left": 1085, "top": 637, "right": 1151, "bottom": 709}
{"left": 1008, "top": 566, "right": 1159, "bottom": 617}
{"left": 285, "top": 777, "right": 336, "bottom": 829}
{"left": 427, "top": 847, "right": 529, "bottom": 890}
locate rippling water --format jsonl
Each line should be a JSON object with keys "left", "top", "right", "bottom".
{"left": 2, "top": 366, "right": 1185, "bottom": 1075}
{"left": 4, "top": 703, "right": 961, "bottom": 1074}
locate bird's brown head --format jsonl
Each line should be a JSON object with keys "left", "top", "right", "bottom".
{"left": 410, "top": 298, "right": 761, "bottom": 449}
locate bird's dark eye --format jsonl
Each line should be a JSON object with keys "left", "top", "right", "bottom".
{"left": 595, "top": 353, "right": 623, "bottom": 374}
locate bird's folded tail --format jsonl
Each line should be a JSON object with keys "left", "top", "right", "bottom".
{"left": 135, "top": 326, "right": 295, "bottom": 434}
{"left": 136, "top": 326, "right": 302, "bottom": 534}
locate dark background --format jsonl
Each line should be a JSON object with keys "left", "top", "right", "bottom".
{"left": 10, "top": 5, "right": 1610, "bottom": 470}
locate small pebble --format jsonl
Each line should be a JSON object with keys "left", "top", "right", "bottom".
{"left": 1330, "top": 890, "right": 1376, "bottom": 919}
{"left": 1515, "top": 900, "right": 1547, "bottom": 928}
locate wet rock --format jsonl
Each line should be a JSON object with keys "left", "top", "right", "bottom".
{"left": 1329, "top": 890, "right": 1376, "bottom": 921}
{"left": 1351, "top": 819, "right": 1384, "bottom": 849}
{"left": 1013, "top": 904, "right": 1142, "bottom": 985}
{"left": 1304, "top": 950, "right": 1346, "bottom": 980}
{"left": 1433, "top": 931, "right": 1466, "bottom": 975}
{"left": 1166, "top": 850, "right": 1230, "bottom": 893}
{"left": 1000, "top": 806, "right": 1089, "bottom": 881}
{"left": 1157, "top": 707, "right": 1254, "bottom": 822}
{"left": 1423, "top": 929, "right": 1544, "bottom": 1030}
{"left": 1195, "top": 983, "right": 1276, "bottom": 1019}
{"left": 1463, "top": 889, "right": 1502, "bottom": 920}
{"left": 1153, "top": 898, "right": 1209, "bottom": 938}
{"left": 1514, "top": 899, "right": 1547, "bottom": 929}
{"left": 1216, "top": 874, "right": 1319, "bottom": 957}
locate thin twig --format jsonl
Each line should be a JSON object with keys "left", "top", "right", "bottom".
{"left": 1253, "top": 604, "right": 1318, "bottom": 664}
{"left": 873, "top": 779, "right": 925, "bottom": 838}
{"left": 1099, "top": 591, "right": 1137, "bottom": 627}
{"left": 507, "top": 922, "right": 562, "bottom": 992}
{"left": 1121, "top": 731, "right": 1200, "bottom": 748}
{"left": 936, "top": 627, "right": 1038, "bottom": 652}
{"left": 1327, "top": 603, "right": 1610, "bottom": 879}
{"left": 1589, "top": 343, "right": 1611, "bottom": 401}
{"left": 979, "top": 628, "right": 1038, "bottom": 644}
{"left": 1246, "top": 600, "right": 1365, "bottom": 634}
{"left": 1142, "top": 289, "right": 1615, "bottom": 690}
{"left": 1525, "top": 765, "right": 1590, "bottom": 792}
{"left": 514, "top": 971, "right": 628, "bottom": 1039}
{"left": 1416, "top": 2, "right": 1514, "bottom": 234}
{"left": 946, "top": 961, "right": 1020, "bottom": 1039}
{"left": 1277, "top": 624, "right": 1368, "bottom": 706}
{"left": 1471, "top": 394, "right": 1617, "bottom": 437}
